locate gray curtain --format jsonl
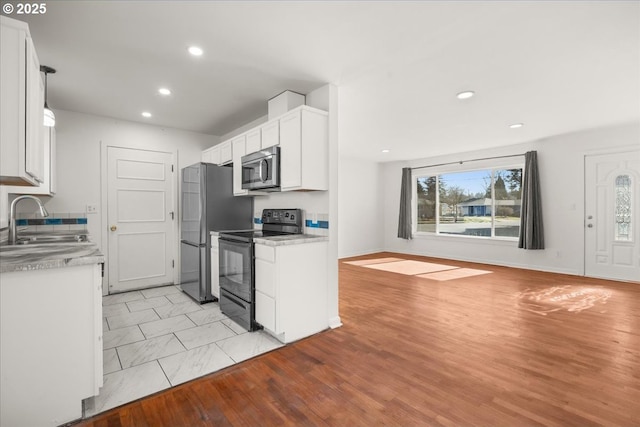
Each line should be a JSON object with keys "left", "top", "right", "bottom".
{"left": 398, "top": 167, "right": 412, "bottom": 239}
{"left": 518, "top": 151, "right": 545, "bottom": 249}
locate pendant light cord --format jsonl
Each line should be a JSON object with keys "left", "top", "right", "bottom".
{"left": 40, "top": 65, "right": 56, "bottom": 107}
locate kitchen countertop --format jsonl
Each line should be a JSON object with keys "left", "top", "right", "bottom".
{"left": 254, "top": 234, "right": 328, "bottom": 247}
{"left": 211, "top": 230, "right": 328, "bottom": 246}
{"left": 0, "top": 242, "right": 104, "bottom": 273}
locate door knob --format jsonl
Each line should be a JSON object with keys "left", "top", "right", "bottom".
{"left": 110, "top": 225, "right": 117, "bottom": 231}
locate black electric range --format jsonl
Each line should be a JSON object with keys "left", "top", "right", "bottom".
{"left": 217, "top": 209, "right": 302, "bottom": 331}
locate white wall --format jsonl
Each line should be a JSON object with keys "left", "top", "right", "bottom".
{"left": 338, "top": 155, "right": 384, "bottom": 258}
{"left": 34, "top": 109, "right": 214, "bottom": 254}
{"left": 0, "top": 186, "right": 8, "bottom": 230}
{"left": 379, "top": 121, "right": 640, "bottom": 275}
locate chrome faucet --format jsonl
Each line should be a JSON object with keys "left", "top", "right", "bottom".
{"left": 8, "top": 195, "right": 49, "bottom": 245}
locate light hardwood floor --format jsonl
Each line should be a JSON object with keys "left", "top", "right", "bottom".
{"left": 75, "top": 252, "right": 640, "bottom": 426}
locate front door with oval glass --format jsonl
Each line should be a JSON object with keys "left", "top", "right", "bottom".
{"left": 584, "top": 150, "right": 640, "bottom": 282}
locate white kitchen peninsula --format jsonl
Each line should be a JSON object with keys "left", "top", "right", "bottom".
{"left": 0, "top": 242, "right": 104, "bottom": 427}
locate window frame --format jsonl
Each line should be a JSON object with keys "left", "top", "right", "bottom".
{"left": 412, "top": 161, "right": 525, "bottom": 241}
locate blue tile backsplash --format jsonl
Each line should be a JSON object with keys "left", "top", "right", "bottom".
{"left": 15, "top": 212, "right": 88, "bottom": 232}
{"left": 16, "top": 217, "right": 87, "bottom": 226}
{"left": 305, "top": 219, "right": 329, "bottom": 229}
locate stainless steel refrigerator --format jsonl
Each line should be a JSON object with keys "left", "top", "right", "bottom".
{"left": 180, "top": 163, "right": 253, "bottom": 303}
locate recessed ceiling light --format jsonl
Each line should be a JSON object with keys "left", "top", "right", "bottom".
{"left": 188, "top": 46, "right": 203, "bottom": 56}
{"left": 142, "top": 111, "right": 152, "bottom": 118}
{"left": 456, "top": 91, "right": 475, "bottom": 100}
{"left": 509, "top": 123, "right": 524, "bottom": 129}
{"left": 381, "top": 149, "right": 390, "bottom": 153}
{"left": 158, "top": 88, "right": 171, "bottom": 96}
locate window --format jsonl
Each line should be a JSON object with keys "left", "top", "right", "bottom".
{"left": 615, "top": 175, "right": 632, "bottom": 242}
{"left": 416, "top": 167, "right": 523, "bottom": 239}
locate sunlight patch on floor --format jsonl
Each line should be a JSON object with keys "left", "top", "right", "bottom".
{"left": 515, "top": 285, "right": 613, "bottom": 315}
{"left": 417, "top": 267, "right": 492, "bottom": 281}
{"left": 344, "top": 257, "right": 494, "bottom": 281}
{"left": 343, "top": 257, "right": 405, "bottom": 266}
{"left": 362, "top": 260, "right": 458, "bottom": 275}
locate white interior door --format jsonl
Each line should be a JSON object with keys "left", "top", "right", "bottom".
{"left": 585, "top": 150, "right": 640, "bottom": 282}
{"left": 107, "top": 147, "right": 175, "bottom": 293}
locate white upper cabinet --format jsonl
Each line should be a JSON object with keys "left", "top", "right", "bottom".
{"left": 261, "top": 120, "right": 279, "bottom": 149}
{"left": 202, "top": 145, "right": 221, "bottom": 164}
{"left": 0, "top": 16, "right": 46, "bottom": 186}
{"left": 225, "top": 105, "right": 328, "bottom": 196}
{"left": 219, "top": 140, "right": 232, "bottom": 165}
{"left": 25, "top": 36, "right": 44, "bottom": 184}
{"left": 245, "top": 129, "right": 261, "bottom": 154}
{"left": 280, "top": 106, "right": 328, "bottom": 191}
{"left": 232, "top": 135, "right": 248, "bottom": 196}
{"left": 202, "top": 140, "right": 232, "bottom": 166}
{"left": 244, "top": 120, "right": 279, "bottom": 154}
{"left": 4, "top": 127, "right": 56, "bottom": 196}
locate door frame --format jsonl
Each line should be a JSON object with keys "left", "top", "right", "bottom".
{"left": 583, "top": 144, "right": 640, "bottom": 280}
{"left": 100, "top": 142, "right": 179, "bottom": 294}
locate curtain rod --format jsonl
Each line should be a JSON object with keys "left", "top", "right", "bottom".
{"left": 411, "top": 153, "right": 526, "bottom": 171}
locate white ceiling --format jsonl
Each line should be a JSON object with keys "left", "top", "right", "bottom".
{"left": 8, "top": 1, "right": 639, "bottom": 162}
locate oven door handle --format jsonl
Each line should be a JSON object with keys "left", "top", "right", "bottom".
{"left": 219, "top": 237, "right": 252, "bottom": 248}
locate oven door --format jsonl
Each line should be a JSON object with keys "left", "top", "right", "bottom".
{"left": 218, "top": 237, "right": 253, "bottom": 302}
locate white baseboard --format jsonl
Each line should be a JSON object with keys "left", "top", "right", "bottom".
{"left": 392, "top": 248, "right": 582, "bottom": 277}
{"left": 338, "top": 248, "right": 385, "bottom": 260}
{"left": 328, "top": 316, "right": 342, "bottom": 329}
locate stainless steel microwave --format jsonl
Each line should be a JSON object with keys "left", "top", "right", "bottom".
{"left": 241, "top": 146, "right": 280, "bottom": 191}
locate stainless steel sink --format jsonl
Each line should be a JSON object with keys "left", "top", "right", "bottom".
{"left": 15, "top": 233, "right": 88, "bottom": 245}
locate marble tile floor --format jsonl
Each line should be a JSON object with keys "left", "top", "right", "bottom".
{"left": 84, "top": 285, "right": 283, "bottom": 418}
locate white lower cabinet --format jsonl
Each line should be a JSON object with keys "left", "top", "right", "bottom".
{"left": 0, "top": 263, "right": 103, "bottom": 427}
{"left": 254, "top": 240, "right": 328, "bottom": 343}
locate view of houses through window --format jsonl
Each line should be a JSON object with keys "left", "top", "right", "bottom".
{"left": 416, "top": 167, "right": 523, "bottom": 239}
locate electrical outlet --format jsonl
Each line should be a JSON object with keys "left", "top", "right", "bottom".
{"left": 86, "top": 204, "right": 98, "bottom": 214}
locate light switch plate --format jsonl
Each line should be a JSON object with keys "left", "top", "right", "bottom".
{"left": 86, "top": 204, "right": 98, "bottom": 214}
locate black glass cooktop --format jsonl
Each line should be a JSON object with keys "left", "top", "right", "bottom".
{"left": 218, "top": 230, "right": 290, "bottom": 243}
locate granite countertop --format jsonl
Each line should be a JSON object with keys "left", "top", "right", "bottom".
{"left": 0, "top": 241, "right": 104, "bottom": 273}
{"left": 253, "top": 234, "right": 328, "bottom": 247}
